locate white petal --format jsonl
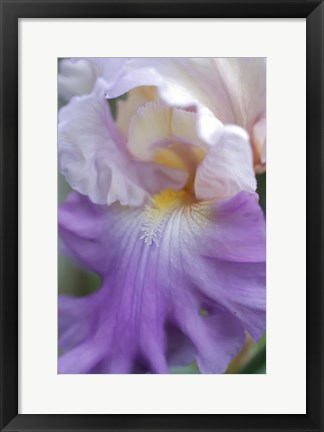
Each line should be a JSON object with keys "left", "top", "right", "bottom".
{"left": 58, "top": 79, "right": 187, "bottom": 206}
{"left": 58, "top": 57, "right": 130, "bottom": 103}
{"left": 194, "top": 126, "right": 256, "bottom": 201}
{"left": 103, "top": 58, "right": 265, "bottom": 151}
{"left": 58, "top": 59, "right": 99, "bottom": 102}
{"left": 85, "top": 58, "right": 130, "bottom": 87}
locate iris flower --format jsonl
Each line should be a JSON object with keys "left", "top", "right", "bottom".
{"left": 58, "top": 58, "right": 266, "bottom": 374}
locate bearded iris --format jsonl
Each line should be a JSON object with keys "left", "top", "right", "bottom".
{"left": 58, "top": 58, "right": 266, "bottom": 374}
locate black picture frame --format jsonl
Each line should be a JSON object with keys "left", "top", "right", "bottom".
{"left": 1, "top": 1, "right": 323, "bottom": 431}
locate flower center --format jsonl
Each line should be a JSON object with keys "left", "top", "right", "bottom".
{"left": 154, "top": 143, "right": 205, "bottom": 191}
{"left": 140, "top": 189, "right": 193, "bottom": 246}
{"left": 125, "top": 101, "right": 207, "bottom": 194}
{"left": 139, "top": 189, "right": 210, "bottom": 247}
{"left": 151, "top": 188, "right": 194, "bottom": 211}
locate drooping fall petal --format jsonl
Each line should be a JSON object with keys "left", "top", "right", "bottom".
{"left": 58, "top": 190, "right": 265, "bottom": 373}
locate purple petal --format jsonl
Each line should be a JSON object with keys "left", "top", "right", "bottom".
{"left": 59, "top": 190, "right": 265, "bottom": 373}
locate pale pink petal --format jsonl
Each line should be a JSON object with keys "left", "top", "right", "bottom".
{"left": 194, "top": 125, "right": 256, "bottom": 201}
{"left": 252, "top": 117, "right": 267, "bottom": 172}
{"left": 58, "top": 79, "right": 187, "bottom": 206}
{"left": 102, "top": 58, "right": 266, "bottom": 159}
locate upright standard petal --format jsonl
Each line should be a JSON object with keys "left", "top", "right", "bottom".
{"left": 100, "top": 57, "right": 266, "bottom": 168}
{"left": 58, "top": 190, "right": 265, "bottom": 374}
{"left": 116, "top": 86, "right": 157, "bottom": 136}
{"left": 58, "top": 79, "right": 187, "bottom": 206}
{"left": 194, "top": 125, "right": 256, "bottom": 201}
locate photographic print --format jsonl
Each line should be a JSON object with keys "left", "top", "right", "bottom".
{"left": 58, "top": 58, "right": 266, "bottom": 374}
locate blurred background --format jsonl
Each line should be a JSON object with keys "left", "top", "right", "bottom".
{"left": 58, "top": 95, "right": 266, "bottom": 374}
